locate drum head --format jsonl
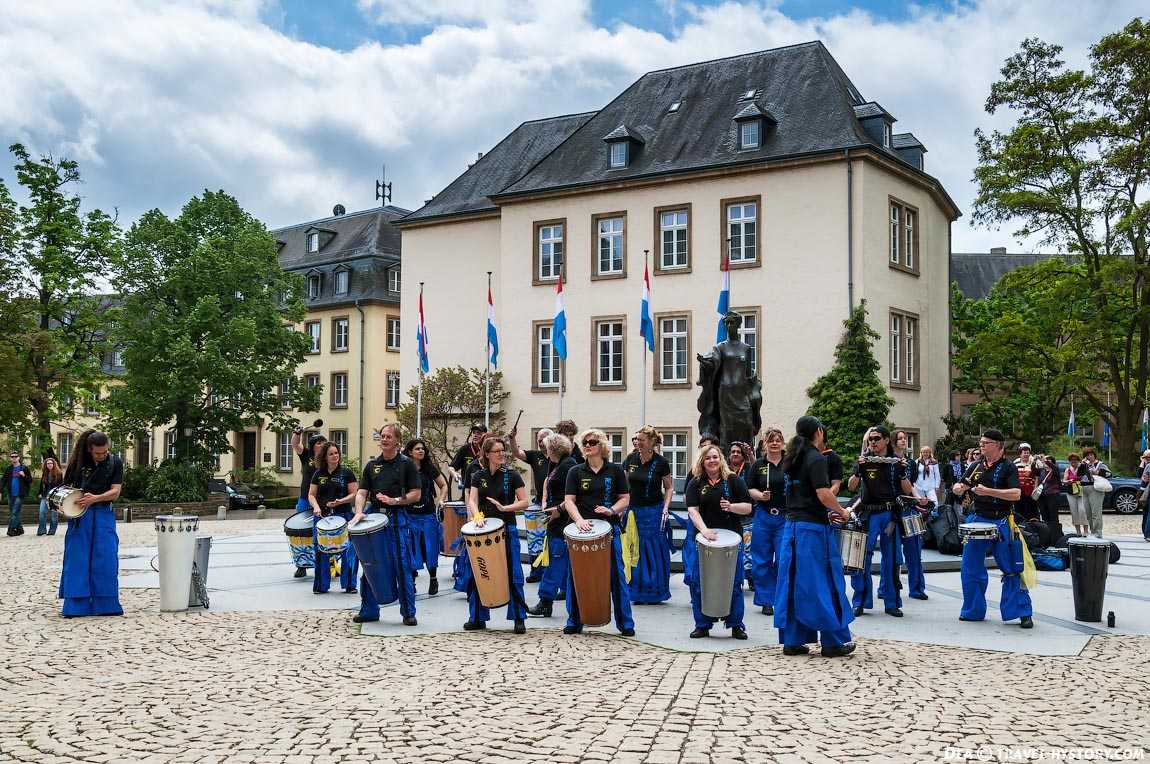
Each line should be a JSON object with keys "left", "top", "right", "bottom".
{"left": 1067, "top": 537, "right": 1111, "bottom": 547}
{"left": 349, "top": 514, "right": 388, "bottom": 534}
{"left": 284, "top": 511, "right": 314, "bottom": 531}
{"left": 961, "top": 522, "right": 997, "bottom": 532}
{"left": 462, "top": 517, "right": 505, "bottom": 535}
{"left": 696, "top": 528, "right": 742, "bottom": 548}
{"left": 564, "top": 518, "right": 612, "bottom": 540}
{"left": 444, "top": 501, "right": 468, "bottom": 516}
{"left": 316, "top": 516, "right": 347, "bottom": 532}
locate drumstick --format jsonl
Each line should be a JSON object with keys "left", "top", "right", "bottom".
{"left": 511, "top": 409, "right": 524, "bottom": 434}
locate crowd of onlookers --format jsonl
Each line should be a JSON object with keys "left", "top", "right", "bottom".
{"left": 2, "top": 451, "right": 65, "bottom": 537}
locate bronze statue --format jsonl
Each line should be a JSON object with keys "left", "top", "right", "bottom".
{"left": 697, "top": 311, "right": 763, "bottom": 450}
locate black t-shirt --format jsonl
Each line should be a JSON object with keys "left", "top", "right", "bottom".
{"left": 298, "top": 449, "right": 321, "bottom": 499}
{"left": 965, "top": 458, "right": 1021, "bottom": 518}
{"left": 544, "top": 456, "right": 577, "bottom": 536}
{"left": 747, "top": 457, "right": 786, "bottom": 509}
{"left": 360, "top": 453, "right": 420, "bottom": 512}
{"left": 685, "top": 474, "right": 750, "bottom": 534}
{"left": 571, "top": 443, "right": 585, "bottom": 463}
{"left": 853, "top": 457, "right": 907, "bottom": 504}
{"left": 622, "top": 452, "right": 671, "bottom": 507}
{"left": 786, "top": 447, "right": 831, "bottom": 525}
{"left": 409, "top": 465, "right": 442, "bottom": 515}
{"left": 823, "top": 450, "right": 844, "bottom": 487}
{"left": 470, "top": 465, "right": 525, "bottom": 527}
{"left": 70, "top": 455, "right": 124, "bottom": 498}
{"left": 902, "top": 456, "right": 919, "bottom": 485}
{"left": 311, "top": 466, "right": 357, "bottom": 517}
{"left": 522, "top": 449, "right": 551, "bottom": 503}
{"left": 564, "top": 461, "right": 629, "bottom": 526}
{"left": 451, "top": 443, "right": 482, "bottom": 475}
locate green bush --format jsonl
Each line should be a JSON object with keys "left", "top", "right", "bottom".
{"left": 146, "top": 461, "right": 212, "bottom": 503}
{"left": 120, "top": 464, "right": 155, "bottom": 502}
{"left": 263, "top": 495, "right": 300, "bottom": 510}
{"left": 231, "top": 466, "right": 282, "bottom": 489}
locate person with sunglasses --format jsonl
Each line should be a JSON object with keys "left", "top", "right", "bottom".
{"left": 845, "top": 426, "right": 915, "bottom": 618}
{"left": 3, "top": 451, "right": 31, "bottom": 537}
{"left": 952, "top": 430, "right": 1033, "bottom": 628}
{"left": 562, "top": 429, "right": 635, "bottom": 636}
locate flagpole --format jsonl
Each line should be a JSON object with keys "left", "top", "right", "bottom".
{"left": 485, "top": 271, "right": 492, "bottom": 431}
{"left": 641, "top": 249, "right": 649, "bottom": 427}
{"left": 1107, "top": 390, "right": 1112, "bottom": 464}
{"left": 417, "top": 282, "right": 425, "bottom": 437}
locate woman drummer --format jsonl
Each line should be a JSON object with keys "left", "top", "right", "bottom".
{"left": 403, "top": 438, "right": 447, "bottom": 596}
{"left": 59, "top": 430, "right": 124, "bottom": 617}
{"left": 776, "top": 415, "right": 856, "bottom": 656}
{"left": 562, "top": 428, "right": 635, "bottom": 636}
{"left": 527, "top": 432, "right": 578, "bottom": 618}
{"left": 684, "top": 445, "right": 753, "bottom": 639}
{"left": 465, "top": 433, "right": 530, "bottom": 633}
{"left": 748, "top": 426, "right": 787, "bottom": 616}
{"left": 622, "top": 426, "right": 673, "bottom": 604}
{"left": 728, "top": 440, "right": 755, "bottom": 590}
{"left": 308, "top": 442, "right": 359, "bottom": 594}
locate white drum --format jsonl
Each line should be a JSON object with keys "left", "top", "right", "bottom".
{"left": 155, "top": 515, "right": 200, "bottom": 613}
{"left": 696, "top": 529, "right": 742, "bottom": 619}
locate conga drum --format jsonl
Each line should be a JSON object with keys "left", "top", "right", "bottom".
{"left": 1068, "top": 537, "right": 1110, "bottom": 622}
{"left": 348, "top": 514, "right": 394, "bottom": 603}
{"left": 441, "top": 501, "right": 468, "bottom": 557}
{"left": 283, "top": 512, "right": 315, "bottom": 570}
{"left": 696, "top": 529, "right": 741, "bottom": 618}
{"left": 316, "top": 515, "right": 349, "bottom": 555}
{"left": 462, "top": 518, "right": 510, "bottom": 608}
{"left": 524, "top": 504, "right": 548, "bottom": 560}
{"left": 564, "top": 519, "right": 613, "bottom": 627}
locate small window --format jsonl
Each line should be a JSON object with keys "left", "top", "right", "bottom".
{"left": 331, "top": 373, "right": 348, "bottom": 408}
{"left": 165, "top": 430, "right": 177, "bottom": 461}
{"left": 57, "top": 433, "right": 74, "bottom": 465}
{"left": 662, "top": 431, "right": 689, "bottom": 481}
{"left": 889, "top": 204, "right": 901, "bottom": 264}
{"left": 386, "top": 371, "right": 400, "bottom": 408}
{"left": 305, "top": 373, "right": 320, "bottom": 390}
{"left": 277, "top": 431, "right": 293, "bottom": 472}
{"left": 386, "top": 317, "right": 401, "bottom": 351}
{"left": 279, "top": 379, "right": 292, "bottom": 410}
{"left": 739, "top": 120, "right": 760, "bottom": 150}
{"left": 535, "top": 222, "right": 565, "bottom": 283}
{"left": 904, "top": 210, "right": 915, "bottom": 271}
{"left": 305, "top": 321, "right": 321, "bottom": 353}
{"left": 111, "top": 349, "right": 124, "bottom": 367}
{"left": 388, "top": 268, "right": 401, "bottom": 293}
{"left": 658, "top": 316, "right": 689, "bottom": 385}
{"left": 883, "top": 122, "right": 892, "bottom": 148}
{"left": 333, "top": 317, "right": 349, "bottom": 352}
{"left": 307, "top": 274, "right": 321, "bottom": 300}
{"left": 609, "top": 142, "right": 628, "bottom": 169}
{"left": 330, "top": 429, "right": 349, "bottom": 456}
{"left": 726, "top": 201, "right": 758, "bottom": 264}
{"left": 85, "top": 393, "right": 100, "bottom": 416}
{"left": 668, "top": 101, "right": 682, "bottom": 113}
{"left": 739, "top": 89, "right": 757, "bottom": 101}
{"left": 307, "top": 232, "right": 320, "bottom": 253}
{"left": 535, "top": 323, "right": 560, "bottom": 389}
{"left": 736, "top": 309, "right": 759, "bottom": 376}
{"left": 890, "top": 314, "right": 902, "bottom": 384}
{"left": 334, "top": 269, "right": 349, "bottom": 295}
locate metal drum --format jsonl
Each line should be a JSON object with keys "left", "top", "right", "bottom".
{"left": 440, "top": 501, "right": 468, "bottom": 557}
{"left": 462, "top": 518, "right": 509, "bottom": 608}
{"left": 959, "top": 522, "right": 999, "bottom": 543}
{"left": 839, "top": 523, "right": 868, "bottom": 573}
{"left": 696, "top": 529, "right": 741, "bottom": 619}
{"left": 564, "top": 519, "right": 613, "bottom": 627}
{"left": 524, "top": 503, "right": 548, "bottom": 560}
{"left": 348, "top": 514, "right": 393, "bottom": 603}
{"left": 1068, "top": 537, "right": 1111, "bottom": 622}
{"left": 48, "top": 485, "right": 85, "bottom": 520}
{"left": 901, "top": 512, "right": 926, "bottom": 538}
{"left": 316, "top": 515, "right": 349, "bottom": 555}
{"left": 283, "top": 511, "right": 315, "bottom": 569}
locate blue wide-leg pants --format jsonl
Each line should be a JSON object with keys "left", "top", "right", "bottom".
{"left": 59, "top": 504, "right": 122, "bottom": 617}
{"left": 774, "top": 520, "right": 853, "bottom": 647}
{"left": 566, "top": 525, "right": 634, "bottom": 632}
{"left": 627, "top": 504, "right": 671, "bottom": 603}
{"left": 463, "top": 527, "right": 527, "bottom": 624}
{"left": 751, "top": 508, "right": 786, "bottom": 608}
{"left": 357, "top": 513, "right": 416, "bottom": 620}
{"left": 959, "top": 514, "right": 1033, "bottom": 622}
{"left": 538, "top": 533, "right": 569, "bottom": 602}
{"left": 683, "top": 538, "right": 745, "bottom": 630}
{"left": 850, "top": 510, "right": 901, "bottom": 610}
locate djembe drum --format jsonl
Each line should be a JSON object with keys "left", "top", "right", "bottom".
{"left": 462, "top": 518, "right": 510, "bottom": 608}
{"left": 564, "top": 519, "right": 613, "bottom": 627}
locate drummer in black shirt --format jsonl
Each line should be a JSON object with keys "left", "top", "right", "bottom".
{"left": 308, "top": 443, "right": 359, "bottom": 595}
{"left": 748, "top": 426, "right": 787, "bottom": 616}
{"left": 290, "top": 432, "right": 327, "bottom": 577}
{"left": 622, "top": 426, "right": 674, "bottom": 604}
{"left": 952, "top": 429, "right": 1033, "bottom": 628}
{"left": 449, "top": 425, "right": 487, "bottom": 497}
{"left": 465, "top": 434, "right": 530, "bottom": 633}
{"left": 562, "top": 428, "right": 634, "bottom": 636}
{"left": 528, "top": 433, "right": 576, "bottom": 618}
{"left": 510, "top": 426, "right": 554, "bottom": 583}
{"left": 684, "top": 445, "right": 753, "bottom": 639}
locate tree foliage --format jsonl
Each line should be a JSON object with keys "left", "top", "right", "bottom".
{"left": 972, "top": 19, "right": 1150, "bottom": 468}
{"left": 806, "top": 301, "right": 895, "bottom": 457}
{"left": 106, "top": 190, "right": 318, "bottom": 465}
{"left": 395, "top": 366, "right": 508, "bottom": 467}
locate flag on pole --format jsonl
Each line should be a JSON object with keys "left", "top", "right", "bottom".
{"left": 715, "top": 254, "right": 731, "bottom": 342}
{"left": 487, "top": 285, "right": 500, "bottom": 367}
{"left": 1141, "top": 408, "right": 1148, "bottom": 452}
{"left": 1067, "top": 400, "right": 1075, "bottom": 437}
{"left": 1102, "top": 418, "right": 1111, "bottom": 448}
{"left": 639, "top": 263, "right": 654, "bottom": 353}
{"left": 553, "top": 274, "right": 567, "bottom": 360}
{"left": 416, "top": 286, "right": 430, "bottom": 375}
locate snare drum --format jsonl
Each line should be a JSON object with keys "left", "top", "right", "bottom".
{"left": 696, "top": 529, "right": 741, "bottom": 619}
{"left": 462, "top": 518, "right": 510, "bottom": 608}
{"left": 48, "top": 485, "right": 85, "bottom": 520}
{"left": 441, "top": 501, "right": 468, "bottom": 557}
{"left": 839, "top": 523, "right": 868, "bottom": 573}
{"left": 959, "top": 522, "right": 1000, "bottom": 543}
{"left": 901, "top": 512, "right": 926, "bottom": 538}
{"left": 564, "top": 519, "right": 613, "bottom": 627}
{"left": 284, "top": 511, "right": 316, "bottom": 569}
{"left": 316, "top": 515, "right": 349, "bottom": 555}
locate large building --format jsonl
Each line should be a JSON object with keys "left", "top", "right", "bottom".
{"left": 398, "top": 41, "right": 960, "bottom": 479}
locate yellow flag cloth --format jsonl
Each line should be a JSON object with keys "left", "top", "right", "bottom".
{"left": 533, "top": 544, "right": 550, "bottom": 568}
{"left": 1008, "top": 515, "right": 1037, "bottom": 590}
{"left": 621, "top": 511, "right": 639, "bottom": 583}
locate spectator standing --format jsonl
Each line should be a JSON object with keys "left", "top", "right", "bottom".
{"left": 1077, "top": 448, "right": 1111, "bottom": 539}
{"left": 941, "top": 451, "right": 964, "bottom": 506}
{"left": 1064, "top": 453, "right": 1088, "bottom": 537}
{"left": 1014, "top": 443, "right": 1038, "bottom": 521}
{"left": 3, "top": 452, "right": 32, "bottom": 537}
{"left": 1034, "top": 454, "right": 1063, "bottom": 530}
{"left": 37, "top": 456, "right": 65, "bottom": 536}
{"left": 1137, "top": 450, "right": 1150, "bottom": 542}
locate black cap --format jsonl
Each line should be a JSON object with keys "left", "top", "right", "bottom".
{"left": 308, "top": 434, "right": 327, "bottom": 449}
{"left": 470, "top": 424, "right": 488, "bottom": 434}
{"left": 795, "top": 415, "right": 823, "bottom": 439}
{"left": 981, "top": 429, "right": 1005, "bottom": 443}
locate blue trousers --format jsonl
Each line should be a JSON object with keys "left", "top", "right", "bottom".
{"left": 405, "top": 512, "right": 442, "bottom": 575}
{"left": 463, "top": 527, "right": 527, "bottom": 623}
{"left": 7, "top": 494, "right": 23, "bottom": 533}
{"left": 59, "top": 504, "right": 122, "bottom": 617}
{"left": 751, "top": 508, "right": 786, "bottom": 608}
{"left": 901, "top": 522, "right": 926, "bottom": 598}
{"left": 38, "top": 497, "right": 59, "bottom": 535}
{"left": 566, "top": 525, "right": 634, "bottom": 631}
{"left": 683, "top": 537, "right": 745, "bottom": 630}
{"left": 960, "top": 514, "right": 1033, "bottom": 622}
{"left": 358, "top": 513, "right": 416, "bottom": 620}
{"left": 627, "top": 504, "right": 671, "bottom": 603}
{"left": 313, "top": 512, "right": 358, "bottom": 593}
{"left": 538, "top": 533, "right": 569, "bottom": 602}
{"left": 1142, "top": 499, "right": 1150, "bottom": 539}
{"left": 774, "top": 520, "right": 853, "bottom": 647}
{"left": 850, "top": 510, "right": 901, "bottom": 610}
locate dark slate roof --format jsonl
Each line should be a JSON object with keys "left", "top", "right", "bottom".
{"left": 733, "top": 101, "right": 776, "bottom": 122}
{"left": 602, "top": 123, "right": 645, "bottom": 142}
{"left": 951, "top": 252, "right": 1069, "bottom": 299}
{"left": 853, "top": 101, "right": 894, "bottom": 120}
{"left": 892, "top": 132, "right": 924, "bottom": 150}
{"left": 400, "top": 112, "right": 595, "bottom": 224}
{"left": 497, "top": 42, "right": 894, "bottom": 198}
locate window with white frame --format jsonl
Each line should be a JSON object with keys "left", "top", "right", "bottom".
{"left": 599, "top": 430, "right": 624, "bottom": 464}
{"left": 386, "top": 317, "right": 401, "bottom": 351}
{"left": 537, "top": 223, "right": 564, "bottom": 281}
{"left": 277, "top": 431, "right": 293, "bottom": 472}
{"left": 596, "top": 216, "right": 624, "bottom": 276}
{"left": 883, "top": 122, "right": 892, "bottom": 148}
{"left": 595, "top": 319, "right": 624, "bottom": 387}
{"left": 307, "top": 232, "right": 319, "bottom": 253}
{"left": 386, "top": 371, "right": 400, "bottom": 408}
{"left": 305, "top": 321, "right": 321, "bottom": 353}
{"left": 307, "top": 274, "right": 321, "bottom": 299}
{"left": 739, "top": 120, "right": 760, "bottom": 150}
{"left": 890, "top": 313, "right": 902, "bottom": 383}
{"left": 111, "top": 349, "right": 124, "bottom": 368}
{"left": 331, "top": 373, "right": 348, "bottom": 408}
{"left": 388, "top": 267, "right": 401, "bottom": 293}
{"left": 889, "top": 199, "right": 919, "bottom": 272}
{"left": 659, "top": 316, "right": 689, "bottom": 384}
{"left": 659, "top": 209, "right": 688, "bottom": 270}
{"left": 609, "top": 142, "right": 628, "bottom": 168}
{"left": 890, "top": 204, "right": 901, "bottom": 264}
{"left": 330, "top": 429, "right": 348, "bottom": 456}
{"left": 85, "top": 393, "right": 100, "bottom": 415}
{"left": 334, "top": 269, "right": 349, "bottom": 295}
{"left": 663, "top": 430, "right": 689, "bottom": 482}
{"left": 165, "top": 430, "right": 177, "bottom": 461}
{"left": 333, "top": 318, "right": 349, "bottom": 352}
{"left": 57, "top": 433, "right": 73, "bottom": 465}
{"left": 726, "top": 201, "right": 757, "bottom": 264}
{"left": 304, "top": 373, "right": 320, "bottom": 392}
{"left": 279, "top": 379, "right": 292, "bottom": 409}
{"left": 737, "top": 309, "right": 759, "bottom": 376}
{"left": 536, "top": 323, "right": 560, "bottom": 388}
{"left": 889, "top": 311, "right": 919, "bottom": 387}
{"left": 904, "top": 209, "right": 915, "bottom": 271}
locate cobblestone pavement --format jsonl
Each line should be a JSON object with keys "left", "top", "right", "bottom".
{"left": 1, "top": 517, "right": 1147, "bottom": 763}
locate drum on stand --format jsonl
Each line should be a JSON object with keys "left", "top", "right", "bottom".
{"left": 441, "top": 501, "right": 468, "bottom": 558}
{"left": 1067, "top": 537, "right": 1111, "bottom": 622}
{"left": 283, "top": 512, "right": 316, "bottom": 570}
{"left": 839, "top": 522, "right": 868, "bottom": 573}
{"left": 524, "top": 504, "right": 548, "bottom": 560}
{"left": 348, "top": 514, "right": 393, "bottom": 603}
{"left": 696, "top": 529, "right": 741, "bottom": 618}
{"left": 462, "top": 518, "right": 510, "bottom": 608}
{"left": 564, "top": 519, "right": 613, "bottom": 627}
{"left": 48, "top": 485, "right": 85, "bottom": 520}
{"left": 316, "top": 515, "right": 349, "bottom": 555}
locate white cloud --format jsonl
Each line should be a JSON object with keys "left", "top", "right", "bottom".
{"left": 0, "top": 0, "right": 1143, "bottom": 252}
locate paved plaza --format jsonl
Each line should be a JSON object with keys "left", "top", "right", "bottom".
{"left": 1, "top": 515, "right": 1147, "bottom": 763}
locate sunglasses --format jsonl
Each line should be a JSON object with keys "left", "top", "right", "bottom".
{"left": 582, "top": 439, "right": 599, "bottom": 447}
{"left": 867, "top": 435, "right": 883, "bottom": 442}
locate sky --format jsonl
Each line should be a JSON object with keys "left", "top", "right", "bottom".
{"left": 0, "top": 0, "right": 1143, "bottom": 253}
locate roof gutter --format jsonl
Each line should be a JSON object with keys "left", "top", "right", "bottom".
{"left": 846, "top": 148, "right": 854, "bottom": 314}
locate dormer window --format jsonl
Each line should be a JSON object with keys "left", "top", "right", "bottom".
{"left": 609, "top": 142, "right": 628, "bottom": 168}
{"left": 304, "top": 226, "right": 335, "bottom": 254}
{"left": 306, "top": 273, "right": 321, "bottom": 300}
{"left": 733, "top": 101, "right": 776, "bottom": 152}
{"left": 739, "top": 121, "right": 760, "bottom": 150}
{"left": 388, "top": 267, "right": 401, "bottom": 293}
{"left": 307, "top": 232, "right": 319, "bottom": 253}
{"left": 883, "top": 123, "right": 892, "bottom": 148}
{"left": 602, "top": 123, "right": 644, "bottom": 171}
{"left": 334, "top": 268, "right": 349, "bottom": 295}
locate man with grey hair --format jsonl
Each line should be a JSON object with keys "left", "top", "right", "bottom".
{"left": 510, "top": 425, "right": 554, "bottom": 583}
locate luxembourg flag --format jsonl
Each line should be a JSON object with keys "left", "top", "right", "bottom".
{"left": 553, "top": 274, "right": 567, "bottom": 360}
{"left": 416, "top": 286, "right": 430, "bottom": 375}
{"left": 639, "top": 263, "right": 654, "bottom": 352}
{"left": 715, "top": 254, "right": 731, "bottom": 342}
{"left": 486, "top": 286, "right": 500, "bottom": 367}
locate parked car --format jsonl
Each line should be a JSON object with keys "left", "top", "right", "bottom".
{"left": 207, "top": 479, "right": 266, "bottom": 510}
{"left": 1054, "top": 461, "right": 1142, "bottom": 514}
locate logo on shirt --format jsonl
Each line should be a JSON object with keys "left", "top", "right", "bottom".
{"left": 700, "top": 484, "right": 711, "bottom": 496}
{"left": 580, "top": 479, "right": 591, "bottom": 491}
{"left": 479, "top": 478, "right": 488, "bottom": 489}
{"left": 758, "top": 466, "right": 768, "bottom": 475}
{"left": 317, "top": 477, "right": 328, "bottom": 485}
{"left": 372, "top": 465, "right": 382, "bottom": 475}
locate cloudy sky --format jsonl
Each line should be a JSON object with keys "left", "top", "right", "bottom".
{"left": 0, "top": 0, "right": 1142, "bottom": 252}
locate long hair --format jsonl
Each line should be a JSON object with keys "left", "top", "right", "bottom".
{"left": 869, "top": 425, "right": 895, "bottom": 457}
{"left": 479, "top": 433, "right": 508, "bottom": 471}
{"left": 403, "top": 438, "right": 441, "bottom": 479}
{"left": 41, "top": 456, "right": 64, "bottom": 485}
{"left": 316, "top": 442, "right": 343, "bottom": 477}
{"left": 691, "top": 445, "right": 732, "bottom": 480}
{"left": 783, "top": 416, "right": 822, "bottom": 478}
{"left": 64, "top": 430, "right": 109, "bottom": 485}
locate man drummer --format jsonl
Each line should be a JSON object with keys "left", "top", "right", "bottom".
{"left": 449, "top": 424, "right": 487, "bottom": 497}
{"left": 952, "top": 429, "right": 1034, "bottom": 629}
{"left": 509, "top": 426, "right": 554, "bottom": 583}
{"left": 291, "top": 431, "right": 327, "bottom": 577}
{"left": 351, "top": 423, "right": 421, "bottom": 626}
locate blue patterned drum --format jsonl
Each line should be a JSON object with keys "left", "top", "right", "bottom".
{"left": 284, "top": 511, "right": 315, "bottom": 569}
{"left": 524, "top": 503, "right": 547, "bottom": 559}
{"left": 316, "top": 515, "right": 349, "bottom": 554}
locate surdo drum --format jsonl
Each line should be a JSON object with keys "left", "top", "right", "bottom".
{"left": 564, "top": 519, "right": 613, "bottom": 627}
{"left": 440, "top": 501, "right": 468, "bottom": 558}
{"left": 47, "top": 485, "right": 85, "bottom": 520}
{"left": 959, "top": 522, "right": 1000, "bottom": 543}
{"left": 696, "top": 529, "right": 741, "bottom": 619}
{"left": 348, "top": 514, "right": 393, "bottom": 603}
{"left": 462, "top": 518, "right": 510, "bottom": 608}
{"left": 283, "top": 511, "right": 316, "bottom": 569}
{"left": 315, "top": 515, "right": 349, "bottom": 555}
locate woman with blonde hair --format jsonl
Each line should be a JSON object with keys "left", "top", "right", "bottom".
{"left": 622, "top": 426, "right": 673, "bottom": 604}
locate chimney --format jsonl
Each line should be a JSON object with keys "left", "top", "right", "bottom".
{"left": 477, "top": 151, "right": 484, "bottom": 161}
{"left": 990, "top": 246, "right": 1007, "bottom": 255}
{"left": 332, "top": 204, "right": 346, "bottom": 216}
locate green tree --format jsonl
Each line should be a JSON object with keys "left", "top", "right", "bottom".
{"left": 0, "top": 144, "right": 121, "bottom": 446}
{"left": 806, "top": 301, "right": 895, "bottom": 457}
{"left": 106, "top": 190, "right": 318, "bottom": 466}
{"left": 396, "top": 366, "right": 508, "bottom": 467}
{"left": 972, "top": 19, "right": 1150, "bottom": 469}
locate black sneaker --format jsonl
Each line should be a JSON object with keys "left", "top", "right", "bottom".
{"left": 562, "top": 624, "right": 582, "bottom": 635}
{"left": 403, "top": 616, "right": 418, "bottom": 626}
{"left": 527, "top": 599, "right": 553, "bottom": 618}
{"left": 1019, "top": 616, "right": 1034, "bottom": 629}
{"left": 761, "top": 605, "right": 773, "bottom": 616}
{"left": 294, "top": 567, "right": 307, "bottom": 578}
{"left": 526, "top": 570, "right": 543, "bottom": 583}
{"left": 352, "top": 615, "right": 378, "bottom": 624}
{"left": 731, "top": 627, "right": 748, "bottom": 640}
{"left": 344, "top": 587, "right": 358, "bottom": 594}
{"left": 514, "top": 619, "right": 526, "bottom": 634}
{"left": 782, "top": 645, "right": 809, "bottom": 656}
{"left": 463, "top": 621, "right": 486, "bottom": 631}
{"left": 853, "top": 605, "right": 864, "bottom": 616}
{"left": 689, "top": 627, "right": 710, "bottom": 639}
{"left": 885, "top": 607, "right": 904, "bottom": 618}
{"left": 910, "top": 593, "right": 929, "bottom": 600}
{"left": 959, "top": 615, "right": 979, "bottom": 622}
{"left": 428, "top": 578, "right": 439, "bottom": 596}
{"left": 619, "top": 628, "right": 635, "bottom": 637}
{"left": 821, "top": 643, "right": 857, "bottom": 658}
